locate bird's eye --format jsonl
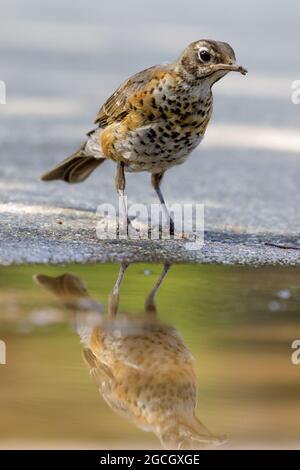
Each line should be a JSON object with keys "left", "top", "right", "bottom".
{"left": 198, "top": 48, "right": 211, "bottom": 63}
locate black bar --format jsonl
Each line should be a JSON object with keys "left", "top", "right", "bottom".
{"left": 0, "top": 450, "right": 299, "bottom": 466}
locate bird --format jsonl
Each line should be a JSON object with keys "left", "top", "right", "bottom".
{"left": 34, "top": 263, "right": 225, "bottom": 449}
{"left": 41, "top": 39, "right": 247, "bottom": 231}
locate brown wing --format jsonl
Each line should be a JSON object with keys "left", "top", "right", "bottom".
{"left": 94, "top": 65, "right": 162, "bottom": 127}
{"left": 82, "top": 348, "right": 149, "bottom": 428}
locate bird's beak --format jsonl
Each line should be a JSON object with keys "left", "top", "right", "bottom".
{"left": 210, "top": 63, "right": 248, "bottom": 75}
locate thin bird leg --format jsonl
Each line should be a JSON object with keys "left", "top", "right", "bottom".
{"left": 108, "top": 262, "right": 129, "bottom": 318}
{"left": 151, "top": 173, "right": 175, "bottom": 235}
{"left": 115, "top": 161, "right": 130, "bottom": 235}
{"left": 144, "top": 262, "right": 171, "bottom": 319}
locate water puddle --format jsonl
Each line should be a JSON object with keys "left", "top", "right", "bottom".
{"left": 0, "top": 264, "right": 299, "bottom": 449}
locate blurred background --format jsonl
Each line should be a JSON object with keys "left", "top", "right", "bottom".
{"left": 1, "top": 0, "right": 300, "bottom": 232}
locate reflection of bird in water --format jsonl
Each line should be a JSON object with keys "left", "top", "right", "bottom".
{"left": 34, "top": 264, "right": 225, "bottom": 449}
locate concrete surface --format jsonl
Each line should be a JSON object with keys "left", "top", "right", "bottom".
{"left": 1, "top": 202, "right": 300, "bottom": 265}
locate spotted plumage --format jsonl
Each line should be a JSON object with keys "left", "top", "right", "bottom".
{"left": 34, "top": 264, "right": 225, "bottom": 449}
{"left": 95, "top": 68, "right": 212, "bottom": 173}
{"left": 41, "top": 40, "right": 246, "bottom": 228}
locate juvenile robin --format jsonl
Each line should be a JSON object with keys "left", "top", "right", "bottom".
{"left": 41, "top": 39, "right": 247, "bottom": 230}
{"left": 34, "top": 264, "right": 225, "bottom": 449}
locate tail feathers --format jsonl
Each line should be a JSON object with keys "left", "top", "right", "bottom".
{"left": 41, "top": 143, "right": 105, "bottom": 183}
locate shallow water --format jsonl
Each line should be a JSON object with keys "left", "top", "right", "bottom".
{"left": 0, "top": 263, "right": 299, "bottom": 449}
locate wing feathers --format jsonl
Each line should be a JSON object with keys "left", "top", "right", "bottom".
{"left": 94, "top": 65, "right": 162, "bottom": 127}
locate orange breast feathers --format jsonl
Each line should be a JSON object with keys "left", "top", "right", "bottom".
{"left": 99, "top": 71, "right": 180, "bottom": 159}
{"left": 127, "top": 71, "right": 180, "bottom": 116}
{"left": 100, "top": 127, "right": 116, "bottom": 158}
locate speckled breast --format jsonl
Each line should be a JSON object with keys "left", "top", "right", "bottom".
{"left": 117, "top": 121, "right": 204, "bottom": 173}
{"left": 107, "top": 74, "right": 213, "bottom": 173}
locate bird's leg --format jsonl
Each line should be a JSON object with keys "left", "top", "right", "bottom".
{"left": 115, "top": 161, "right": 129, "bottom": 236}
{"left": 144, "top": 262, "right": 171, "bottom": 319}
{"left": 151, "top": 172, "right": 174, "bottom": 236}
{"left": 108, "top": 262, "right": 129, "bottom": 318}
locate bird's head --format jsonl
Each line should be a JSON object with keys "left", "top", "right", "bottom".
{"left": 176, "top": 39, "right": 247, "bottom": 85}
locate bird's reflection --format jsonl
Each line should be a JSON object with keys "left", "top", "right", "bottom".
{"left": 34, "top": 263, "right": 224, "bottom": 449}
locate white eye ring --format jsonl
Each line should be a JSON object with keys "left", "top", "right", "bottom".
{"left": 198, "top": 47, "right": 212, "bottom": 63}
